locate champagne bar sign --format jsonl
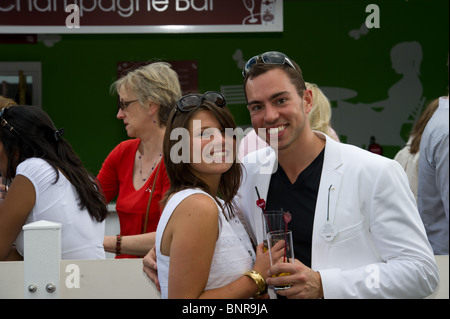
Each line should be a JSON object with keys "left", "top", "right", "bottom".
{"left": 0, "top": 0, "right": 283, "bottom": 33}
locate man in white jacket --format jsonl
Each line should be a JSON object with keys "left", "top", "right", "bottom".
{"left": 236, "top": 51, "right": 439, "bottom": 298}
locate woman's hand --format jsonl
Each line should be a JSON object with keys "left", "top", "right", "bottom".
{"left": 143, "top": 246, "right": 160, "bottom": 292}
{"left": 252, "top": 240, "right": 285, "bottom": 280}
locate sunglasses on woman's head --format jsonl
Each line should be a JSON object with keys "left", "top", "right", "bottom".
{"left": 176, "top": 91, "right": 227, "bottom": 112}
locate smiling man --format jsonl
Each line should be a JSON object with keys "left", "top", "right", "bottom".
{"left": 235, "top": 51, "right": 439, "bottom": 299}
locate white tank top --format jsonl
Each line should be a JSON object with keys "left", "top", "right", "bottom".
{"left": 156, "top": 188, "right": 255, "bottom": 299}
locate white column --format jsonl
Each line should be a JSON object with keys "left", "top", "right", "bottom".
{"left": 23, "top": 220, "right": 61, "bottom": 299}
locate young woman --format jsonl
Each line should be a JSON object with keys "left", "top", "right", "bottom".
{"left": 155, "top": 91, "right": 283, "bottom": 299}
{"left": 0, "top": 105, "right": 108, "bottom": 260}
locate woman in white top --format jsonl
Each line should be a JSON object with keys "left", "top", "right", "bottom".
{"left": 0, "top": 105, "right": 108, "bottom": 260}
{"left": 156, "top": 91, "right": 283, "bottom": 299}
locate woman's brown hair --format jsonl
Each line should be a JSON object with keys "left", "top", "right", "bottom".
{"left": 409, "top": 98, "right": 439, "bottom": 154}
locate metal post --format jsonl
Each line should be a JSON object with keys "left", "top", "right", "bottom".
{"left": 23, "top": 220, "right": 61, "bottom": 299}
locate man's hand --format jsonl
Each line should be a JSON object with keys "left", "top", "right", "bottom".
{"left": 143, "top": 246, "right": 160, "bottom": 292}
{"left": 266, "top": 259, "right": 323, "bottom": 299}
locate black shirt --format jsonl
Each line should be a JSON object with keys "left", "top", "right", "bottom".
{"left": 265, "top": 148, "right": 325, "bottom": 268}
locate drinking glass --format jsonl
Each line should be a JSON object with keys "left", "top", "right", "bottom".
{"left": 261, "top": 209, "right": 285, "bottom": 251}
{"left": 267, "top": 230, "right": 295, "bottom": 290}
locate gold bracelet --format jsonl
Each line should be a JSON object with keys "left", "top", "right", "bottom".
{"left": 244, "top": 270, "right": 267, "bottom": 298}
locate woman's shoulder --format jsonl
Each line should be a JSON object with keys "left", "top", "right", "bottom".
{"left": 164, "top": 189, "right": 218, "bottom": 222}
{"left": 16, "top": 158, "right": 58, "bottom": 190}
{"left": 163, "top": 189, "right": 219, "bottom": 233}
{"left": 17, "top": 157, "right": 51, "bottom": 172}
{"left": 120, "top": 138, "right": 140, "bottom": 146}
{"left": 114, "top": 139, "right": 140, "bottom": 152}
{"left": 105, "top": 139, "right": 140, "bottom": 156}
{"left": 103, "top": 139, "right": 139, "bottom": 165}
{"left": 168, "top": 188, "right": 216, "bottom": 209}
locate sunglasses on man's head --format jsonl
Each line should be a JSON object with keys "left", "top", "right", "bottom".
{"left": 242, "top": 51, "right": 297, "bottom": 78}
{"left": 176, "top": 91, "right": 227, "bottom": 112}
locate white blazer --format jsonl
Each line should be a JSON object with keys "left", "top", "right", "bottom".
{"left": 235, "top": 132, "right": 439, "bottom": 298}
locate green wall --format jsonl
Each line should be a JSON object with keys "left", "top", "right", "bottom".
{"left": 0, "top": 0, "right": 448, "bottom": 175}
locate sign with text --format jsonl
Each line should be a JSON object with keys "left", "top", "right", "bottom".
{"left": 0, "top": 0, "right": 283, "bottom": 33}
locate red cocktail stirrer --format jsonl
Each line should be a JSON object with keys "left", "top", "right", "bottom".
{"left": 255, "top": 187, "right": 271, "bottom": 231}
{"left": 283, "top": 211, "right": 292, "bottom": 262}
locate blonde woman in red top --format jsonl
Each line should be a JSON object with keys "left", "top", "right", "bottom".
{"left": 99, "top": 62, "right": 182, "bottom": 258}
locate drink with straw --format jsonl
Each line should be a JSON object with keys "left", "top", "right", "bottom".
{"left": 255, "top": 187, "right": 292, "bottom": 252}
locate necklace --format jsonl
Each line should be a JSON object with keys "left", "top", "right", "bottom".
{"left": 138, "top": 152, "right": 162, "bottom": 182}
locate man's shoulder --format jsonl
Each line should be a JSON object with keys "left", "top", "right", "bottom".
{"left": 331, "top": 140, "right": 397, "bottom": 171}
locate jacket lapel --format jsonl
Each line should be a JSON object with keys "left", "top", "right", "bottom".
{"left": 311, "top": 133, "right": 344, "bottom": 269}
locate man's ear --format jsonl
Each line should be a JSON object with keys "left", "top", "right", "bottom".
{"left": 302, "top": 89, "right": 313, "bottom": 114}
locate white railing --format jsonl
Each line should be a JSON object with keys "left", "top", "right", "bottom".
{"left": 0, "top": 219, "right": 448, "bottom": 299}
{"left": 0, "top": 220, "right": 160, "bottom": 299}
